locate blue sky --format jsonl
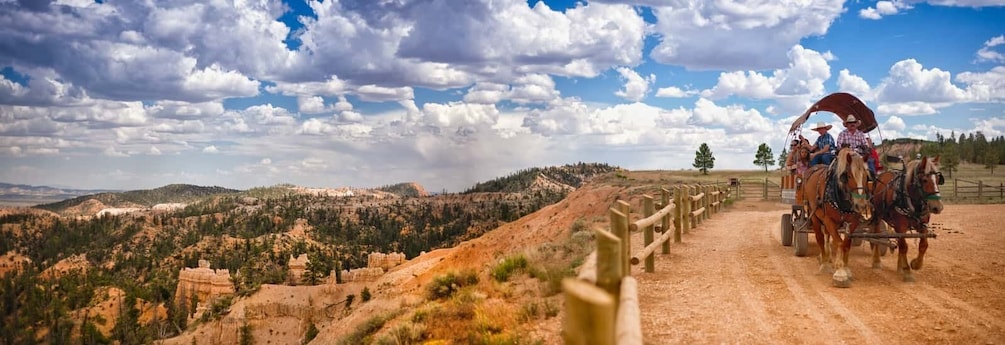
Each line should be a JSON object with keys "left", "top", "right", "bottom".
{"left": 1, "top": 0, "right": 1004, "bottom": 192}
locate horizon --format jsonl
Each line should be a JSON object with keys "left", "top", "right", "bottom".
{"left": 2, "top": 0, "right": 1003, "bottom": 192}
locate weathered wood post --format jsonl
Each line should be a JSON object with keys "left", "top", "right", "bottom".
{"left": 562, "top": 279, "right": 615, "bottom": 345}
{"left": 673, "top": 186, "right": 683, "bottom": 242}
{"left": 661, "top": 188, "right": 672, "bottom": 253}
{"left": 979, "top": 180, "right": 984, "bottom": 199}
{"left": 682, "top": 186, "right": 691, "bottom": 234}
{"left": 762, "top": 178, "right": 768, "bottom": 200}
{"left": 612, "top": 203, "right": 631, "bottom": 277}
{"left": 642, "top": 195, "right": 655, "bottom": 273}
{"left": 704, "top": 185, "right": 712, "bottom": 220}
{"left": 707, "top": 185, "right": 714, "bottom": 217}
{"left": 954, "top": 178, "right": 958, "bottom": 198}
{"left": 593, "top": 228, "right": 623, "bottom": 295}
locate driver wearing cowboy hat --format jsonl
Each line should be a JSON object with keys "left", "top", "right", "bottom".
{"left": 837, "top": 114, "right": 872, "bottom": 173}
{"left": 808, "top": 121, "right": 835, "bottom": 166}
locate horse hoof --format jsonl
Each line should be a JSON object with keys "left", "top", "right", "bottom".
{"left": 832, "top": 271, "right": 851, "bottom": 288}
{"left": 872, "top": 262, "right": 881, "bottom": 269}
{"left": 903, "top": 275, "right": 916, "bottom": 283}
{"left": 910, "top": 259, "right": 924, "bottom": 270}
{"left": 818, "top": 264, "right": 833, "bottom": 275}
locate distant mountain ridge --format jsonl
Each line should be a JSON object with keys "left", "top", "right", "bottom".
{"left": 34, "top": 184, "right": 240, "bottom": 213}
{"left": 0, "top": 183, "right": 119, "bottom": 206}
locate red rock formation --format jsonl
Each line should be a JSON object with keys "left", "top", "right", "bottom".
{"left": 174, "top": 260, "right": 235, "bottom": 313}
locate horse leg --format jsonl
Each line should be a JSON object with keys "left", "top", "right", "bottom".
{"left": 839, "top": 219, "right": 858, "bottom": 281}
{"left": 871, "top": 243, "right": 882, "bottom": 269}
{"left": 894, "top": 224, "right": 914, "bottom": 282}
{"left": 812, "top": 214, "right": 832, "bottom": 274}
{"left": 824, "top": 217, "right": 851, "bottom": 288}
{"left": 870, "top": 221, "right": 882, "bottom": 269}
{"left": 911, "top": 236, "right": 929, "bottom": 270}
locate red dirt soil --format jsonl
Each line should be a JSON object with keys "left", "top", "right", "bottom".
{"left": 635, "top": 199, "right": 1005, "bottom": 344}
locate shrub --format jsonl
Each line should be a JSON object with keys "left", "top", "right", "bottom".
{"left": 302, "top": 323, "right": 319, "bottom": 345}
{"left": 337, "top": 310, "right": 402, "bottom": 345}
{"left": 361, "top": 286, "right": 372, "bottom": 302}
{"left": 491, "top": 255, "right": 528, "bottom": 282}
{"left": 427, "top": 270, "right": 479, "bottom": 300}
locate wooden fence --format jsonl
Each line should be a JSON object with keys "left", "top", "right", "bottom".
{"left": 563, "top": 184, "right": 730, "bottom": 345}
{"left": 734, "top": 178, "right": 781, "bottom": 201}
{"left": 952, "top": 178, "right": 1005, "bottom": 200}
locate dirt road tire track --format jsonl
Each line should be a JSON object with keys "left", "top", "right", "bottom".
{"left": 633, "top": 200, "right": 1005, "bottom": 344}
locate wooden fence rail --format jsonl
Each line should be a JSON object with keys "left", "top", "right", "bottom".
{"left": 953, "top": 178, "right": 1005, "bottom": 199}
{"left": 563, "top": 184, "right": 731, "bottom": 344}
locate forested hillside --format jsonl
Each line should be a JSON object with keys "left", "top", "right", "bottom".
{"left": 0, "top": 163, "right": 616, "bottom": 344}
{"left": 878, "top": 131, "right": 1005, "bottom": 177}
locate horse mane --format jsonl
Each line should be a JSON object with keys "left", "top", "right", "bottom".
{"left": 905, "top": 156, "right": 939, "bottom": 185}
{"left": 834, "top": 148, "right": 854, "bottom": 175}
{"left": 905, "top": 159, "right": 920, "bottom": 185}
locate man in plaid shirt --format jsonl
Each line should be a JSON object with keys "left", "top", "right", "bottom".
{"left": 837, "top": 114, "right": 873, "bottom": 175}
{"left": 837, "top": 114, "right": 869, "bottom": 155}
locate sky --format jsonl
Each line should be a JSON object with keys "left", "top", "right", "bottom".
{"left": 1, "top": 0, "right": 1004, "bottom": 192}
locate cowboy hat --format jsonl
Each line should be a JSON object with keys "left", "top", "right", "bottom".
{"left": 845, "top": 114, "right": 859, "bottom": 123}
{"left": 811, "top": 122, "right": 832, "bottom": 131}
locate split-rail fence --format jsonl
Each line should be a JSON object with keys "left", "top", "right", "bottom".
{"left": 562, "top": 184, "right": 731, "bottom": 345}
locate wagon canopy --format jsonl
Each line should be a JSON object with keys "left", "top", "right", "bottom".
{"left": 788, "top": 92, "right": 877, "bottom": 135}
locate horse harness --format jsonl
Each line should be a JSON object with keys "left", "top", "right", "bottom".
{"left": 816, "top": 160, "right": 866, "bottom": 215}
{"left": 877, "top": 166, "right": 942, "bottom": 230}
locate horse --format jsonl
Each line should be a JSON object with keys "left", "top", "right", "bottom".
{"left": 869, "top": 155, "right": 944, "bottom": 282}
{"left": 801, "top": 148, "right": 873, "bottom": 287}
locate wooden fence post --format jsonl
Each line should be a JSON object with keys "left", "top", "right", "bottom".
{"left": 642, "top": 195, "right": 655, "bottom": 273}
{"left": 593, "top": 228, "right": 623, "bottom": 296}
{"left": 661, "top": 188, "right": 672, "bottom": 253}
{"left": 674, "top": 186, "right": 683, "bottom": 242}
{"left": 683, "top": 186, "right": 692, "bottom": 234}
{"left": 979, "top": 180, "right": 984, "bottom": 199}
{"left": 611, "top": 205, "right": 630, "bottom": 278}
{"left": 562, "top": 278, "right": 615, "bottom": 345}
{"left": 762, "top": 178, "right": 768, "bottom": 200}
{"left": 704, "top": 185, "right": 711, "bottom": 220}
{"left": 954, "top": 178, "right": 958, "bottom": 198}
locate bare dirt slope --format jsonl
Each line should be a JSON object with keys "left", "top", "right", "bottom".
{"left": 636, "top": 200, "right": 1005, "bottom": 344}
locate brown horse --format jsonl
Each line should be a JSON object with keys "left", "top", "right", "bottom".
{"left": 801, "top": 148, "right": 872, "bottom": 287}
{"left": 869, "top": 156, "right": 944, "bottom": 282}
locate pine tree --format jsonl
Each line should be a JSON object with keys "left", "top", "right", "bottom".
{"left": 693, "top": 143, "right": 715, "bottom": 175}
{"left": 778, "top": 148, "right": 788, "bottom": 170}
{"left": 753, "top": 143, "right": 775, "bottom": 172}
{"left": 984, "top": 150, "right": 998, "bottom": 175}
{"left": 941, "top": 144, "right": 960, "bottom": 178}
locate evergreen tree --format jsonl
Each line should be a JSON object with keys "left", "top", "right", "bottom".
{"left": 693, "top": 143, "right": 715, "bottom": 175}
{"left": 778, "top": 148, "right": 788, "bottom": 170}
{"left": 753, "top": 143, "right": 775, "bottom": 172}
{"left": 985, "top": 150, "right": 998, "bottom": 175}
{"left": 941, "top": 144, "right": 961, "bottom": 179}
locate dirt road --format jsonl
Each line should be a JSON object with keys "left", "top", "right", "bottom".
{"left": 633, "top": 200, "right": 1005, "bottom": 344}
